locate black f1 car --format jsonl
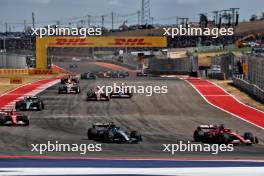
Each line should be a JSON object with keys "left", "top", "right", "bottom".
{"left": 60, "top": 75, "right": 79, "bottom": 84}
{"left": 95, "top": 71, "right": 129, "bottom": 78}
{"left": 87, "top": 122, "right": 142, "bottom": 143}
{"left": 15, "top": 96, "right": 44, "bottom": 111}
{"left": 58, "top": 83, "right": 81, "bottom": 94}
{"left": 96, "top": 71, "right": 112, "bottom": 78}
{"left": 69, "top": 64, "right": 78, "bottom": 68}
{"left": 110, "top": 86, "right": 132, "bottom": 98}
{"left": 111, "top": 71, "right": 129, "bottom": 78}
{"left": 86, "top": 87, "right": 110, "bottom": 101}
{"left": 193, "top": 124, "right": 258, "bottom": 145}
{"left": 81, "top": 72, "right": 97, "bottom": 80}
{"left": 0, "top": 109, "right": 29, "bottom": 126}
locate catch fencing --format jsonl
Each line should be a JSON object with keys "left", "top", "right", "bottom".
{"left": 0, "top": 53, "right": 27, "bottom": 69}
{"left": 211, "top": 53, "right": 235, "bottom": 79}
{"left": 148, "top": 57, "right": 193, "bottom": 74}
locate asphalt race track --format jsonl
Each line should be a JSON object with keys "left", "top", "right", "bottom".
{"left": 0, "top": 61, "right": 263, "bottom": 159}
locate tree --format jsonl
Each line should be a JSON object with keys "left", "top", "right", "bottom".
{"left": 250, "top": 14, "right": 258, "bottom": 21}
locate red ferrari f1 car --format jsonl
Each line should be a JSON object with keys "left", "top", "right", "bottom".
{"left": 0, "top": 109, "right": 29, "bottom": 126}
{"left": 193, "top": 124, "right": 258, "bottom": 145}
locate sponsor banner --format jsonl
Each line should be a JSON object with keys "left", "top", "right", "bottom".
{"left": 36, "top": 36, "right": 166, "bottom": 69}
{"left": 10, "top": 77, "right": 22, "bottom": 84}
{"left": 0, "top": 69, "right": 28, "bottom": 75}
{"left": 37, "top": 36, "right": 167, "bottom": 47}
{"left": 28, "top": 69, "right": 55, "bottom": 75}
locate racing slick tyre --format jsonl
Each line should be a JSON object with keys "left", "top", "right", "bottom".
{"left": 244, "top": 132, "right": 258, "bottom": 143}
{"left": 41, "top": 101, "right": 45, "bottom": 110}
{"left": 0, "top": 115, "right": 6, "bottom": 125}
{"left": 15, "top": 102, "right": 20, "bottom": 110}
{"left": 15, "top": 102, "right": 24, "bottom": 111}
{"left": 193, "top": 129, "right": 204, "bottom": 142}
{"left": 76, "top": 87, "right": 81, "bottom": 94}
{"left": 87, "top": 128, "right": 97, "bottom": 140}
{"left": 130, "top": 131, "right": 142, "bottom": 141}
{"left": 22, "top": 116, "right": 29, "bottom": 126}
{"left": 38, "top": 103, "right": 43, "bottom": 111}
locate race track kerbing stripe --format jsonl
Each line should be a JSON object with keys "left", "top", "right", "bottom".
{"left": 180, "top": 76, "right": 264, "bottom": 129}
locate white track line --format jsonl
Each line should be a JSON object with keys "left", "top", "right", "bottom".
{"left": 204, "top": 95, "right": 231, "bottom": 97}
{"left": 0, "top": 167, "right": 263, "bottom": 176}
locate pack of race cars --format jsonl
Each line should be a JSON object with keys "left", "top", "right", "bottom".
{"left": 81, "top": 70, "right": 129, "bottom": 79}
{"left": 0, "top": 72, "right": 260, "bottom": 147}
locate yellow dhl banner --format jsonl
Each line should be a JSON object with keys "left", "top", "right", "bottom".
{"left": 28, "top": 69, "right": 58, "bottom": 75}
{"left": 0, "top": 69, "right": 28, "bottom": 75}
{"left": 37, "top": 36, "right": 167, "bottom": 48}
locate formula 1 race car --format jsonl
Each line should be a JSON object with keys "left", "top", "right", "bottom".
{"left": 96, "top": 71, "right": 112, "bottom": 78}
{"left": 121, "top": 71, "right": 129, "bottom": 77}
{"left": 60, "top": 75, "right": 79, "bottom": 84}
{"left": 87, "top": 122, "right": 142, "bottom": 143}
{"left": 193, "top": 124, "right": 258, "bottom": 145}
{"left": 69, "top": 64, "right": 78, "bottom": 68}
{"left": 110, "top": 86, "right": 132, "bottom": 98}
{"left": 95, "top": 71, "right": 129, "bottom": 78}
{"left": 136, "top": 71, "right": 148, "bottom": 77}
{"left": 15, "top": 96, "right": 44, "bottom": 111}
{"left": 86, "top": 87, "right": 110, "bottom": 101}
{"left": 111, "top": 71, "right": 129, "bottom": 78}
{"left": 58, "top": 83, "right": 81, "bottom": 94}
{"left": 0, "top": 109, "right": 29, "bottom": 126}
{"left": 80, "top": 72, "right": 97, "bottom": 80}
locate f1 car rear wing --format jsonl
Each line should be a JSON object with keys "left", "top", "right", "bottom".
{"left": 93, "top": 122, "right": 114, "bottom": 128}
{"left": 0, "top": 109, "right": 17, "bottom": 112}
{"left": 198, "top": 125, "right": 217, "bottom": 129}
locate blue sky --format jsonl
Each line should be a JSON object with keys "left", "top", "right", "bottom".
{"left": 0, "top": 0, "right": 263, "bottom": 31}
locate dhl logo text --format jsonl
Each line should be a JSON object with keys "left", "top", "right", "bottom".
{"left": 52, "top": 38, "right": 89, "bottom": 45}
{"left": 110, "top": 38, "right": 151, "bottom": 46}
